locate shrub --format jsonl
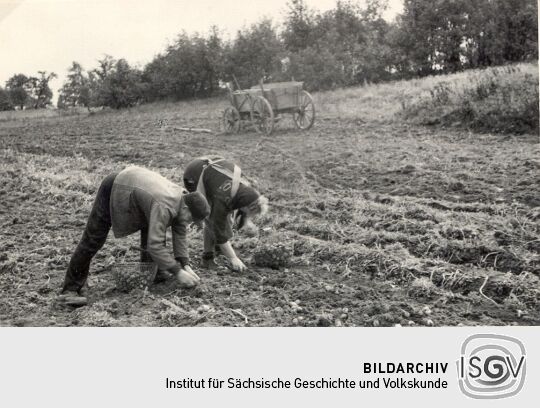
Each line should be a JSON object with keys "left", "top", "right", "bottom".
{"left": 0, "top": 87, "right": 14, "bottom": 111}
{"left": 401, "top": 64, "right": 539, "bottom": 134}
{"left": 93, "top": 59, "right": 145, "bottom": 109}
{"left": 286, "top": 46, "right": 347, "bottom": 91}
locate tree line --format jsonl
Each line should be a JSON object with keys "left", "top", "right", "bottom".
{"left": 1, "top": 0, "right": 537, "bottom": 111}
{"left": 0, "top": 72, "right": 57, "bottom": 110}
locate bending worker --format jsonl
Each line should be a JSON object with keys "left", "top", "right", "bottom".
{"left": 183, "top": 156, "right": 268, "bottom": 272}
{"left": 58, "top": 165, "right": 211, "bottom": 307}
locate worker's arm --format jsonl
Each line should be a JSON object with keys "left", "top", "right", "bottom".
{"left": 146, "top": 204, "right": 180, "bottom": 273}
{"left": 218, "top": 241, "right": 246, "bottom": 272}
{"left": 148, "top": 205, "right": 200, "bottom": 286}
{"left": 171, "top": 216, "right": 189, "bottom": 267}
{"left": 210, "top": 201, "right": 247, "bottom": 272}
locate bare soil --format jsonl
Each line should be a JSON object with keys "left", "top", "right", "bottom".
{"left": 0, "top": 102, "right": 539, "bottom": 326}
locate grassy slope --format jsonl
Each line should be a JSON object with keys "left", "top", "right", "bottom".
{"left": 0, "top": 64, "right": 538, "bottom": 327}
{"left": 319, "top": 62, "right": 539, "bottom": 128}
{"left": 400, "top": 63, "right": 539, "bottom": 134}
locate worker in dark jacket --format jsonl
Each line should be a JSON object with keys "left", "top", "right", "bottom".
{"left": 183, "top": 156, "right": 268, "bottom": 272}
{"left": 58, "top": 166, "right": 210, "bottom": 307}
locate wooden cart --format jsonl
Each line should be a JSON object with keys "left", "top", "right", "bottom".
{"left": 221, "top": 80, "right": 315, "bottom": 135}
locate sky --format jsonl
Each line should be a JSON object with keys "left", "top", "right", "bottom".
{"left": 0, "top": 0, "right": 404, "bottom": 98}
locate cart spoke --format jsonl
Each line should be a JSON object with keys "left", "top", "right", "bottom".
{"left": 250, "top": 96, "right": 274, "bottom": 135}
{"left": 293, "top": 90, "right": 315, "bottom": 130}
{"left": 222, "top": 107, "right": 240, "bottom": 134}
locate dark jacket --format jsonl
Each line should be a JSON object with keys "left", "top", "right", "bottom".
{"left": 185, "top": 158, "right": 259, "bottom": 244}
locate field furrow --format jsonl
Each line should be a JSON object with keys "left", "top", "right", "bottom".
{"left": 1, "top": 99, "right": 538, "bottom": 326}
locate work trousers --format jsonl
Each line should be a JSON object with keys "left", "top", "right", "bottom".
{"left": 62, "top": 173, "right": 151, "bottom": 293}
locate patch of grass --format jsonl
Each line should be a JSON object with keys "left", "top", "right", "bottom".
{"left": 0, "top": 107, "right": 90, "bottom": 122}
{"left": 401, "top": 63, "right": 539, "bottom": 134}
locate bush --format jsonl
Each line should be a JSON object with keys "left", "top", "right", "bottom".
{"left": 223, "top": 19, "right": 283, "bottom": 89}
{"left": 93, "top": 59, "right": 145, "bottom": 109}
{"left": 143, "top": 30, "right": 223, "bottom": 101}
{"left": 401, "top": 64, "right": 539, "bottom": 134}
{"left": 0, "top": 87, "right": 14, "bottom": 111}
{"left": 286, "top": 47, "right": 347, "bottom": 91}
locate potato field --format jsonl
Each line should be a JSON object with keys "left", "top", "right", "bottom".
{"left": 0, "top": 81, "right": 539, "bottom": 327}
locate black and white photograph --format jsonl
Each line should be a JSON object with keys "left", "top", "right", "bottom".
{"left": 0, "top": 0, "right": 538, "bottom": 328}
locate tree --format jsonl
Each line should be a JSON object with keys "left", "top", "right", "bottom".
{"left": 353, "top": 0, "right": 393, "bottom": 83}
{"left": 287, "top": 46, "right": 347, "bottom": 90}
{"left": 0, "top": 87, "right": 14, "bottom": 111}
{"left": 282, "top": 0, "right": 316, "bottom": 52}
{"left": 223, "top": 18, "right": 283, "bottom": 88}
{"left": 433, "top": 1, "right": 471, "bottom": 73}
{"left": 467, "top": 0, "right": 538, "bottom": 65}
{"left": 362, "top": 0, "right": 389, "bottom": 22}
{"left": 390, "top": 0, "right": 441, "bottom": 76}
{"left": 5, "top": 74, "right": 31, "bottom": 109}
{"left": 93, "top": 58, "right": 144, "bottom": 108}
{"left": 32, "top": 71, "right": 57, "bottom": 108}
{"left": 92, "top": 55, "right": 116, "bottom": 81}
{"left": 5, "top": 72, "right": 56, "bottom": 109}
{"left": 205, "top": 26, "right": 226, "bottom": 94}
{"left": 84, "top": 55, "right": 115, "bottom": 107}
{"left": 58, "top": 62, "right": 91, "bottom": 109}
{"left": 143, "top": 29, "right": 225, "bottom": 101}
{"left": 390, "top": 0, "right": 538, "bottom": 76}
{"left": 286, "top": 0, "right": 391, "bottom": 87}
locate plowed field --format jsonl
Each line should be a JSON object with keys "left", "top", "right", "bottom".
{"left": 1, "top": 96, "right": 539, "bottom": 326}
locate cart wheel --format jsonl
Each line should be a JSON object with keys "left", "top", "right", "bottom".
{"left": 250, "top": 96, "right": 274, "bottom": 135}
{"left": 222, "top": 107, "right": 240, "bottom": 134}
{"left": 293, "top": 91, "right": 315, "bottom": 130}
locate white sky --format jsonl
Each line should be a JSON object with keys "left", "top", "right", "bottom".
{"left": 0, "top": 0, "right": 403, "bottom": 97}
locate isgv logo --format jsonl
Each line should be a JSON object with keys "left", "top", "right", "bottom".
{"left": 457, "top": 334, "right": 526, "bottom": 399}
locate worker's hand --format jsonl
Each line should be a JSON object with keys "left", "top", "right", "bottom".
{"left": 175, "top": 268, "right": 200, "bottom": 288}
{"left": 183, "top": 265, "right": 200, "bottom": 283}
{"left": 229, "top": 257, "right": 247, "bottom": 272}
